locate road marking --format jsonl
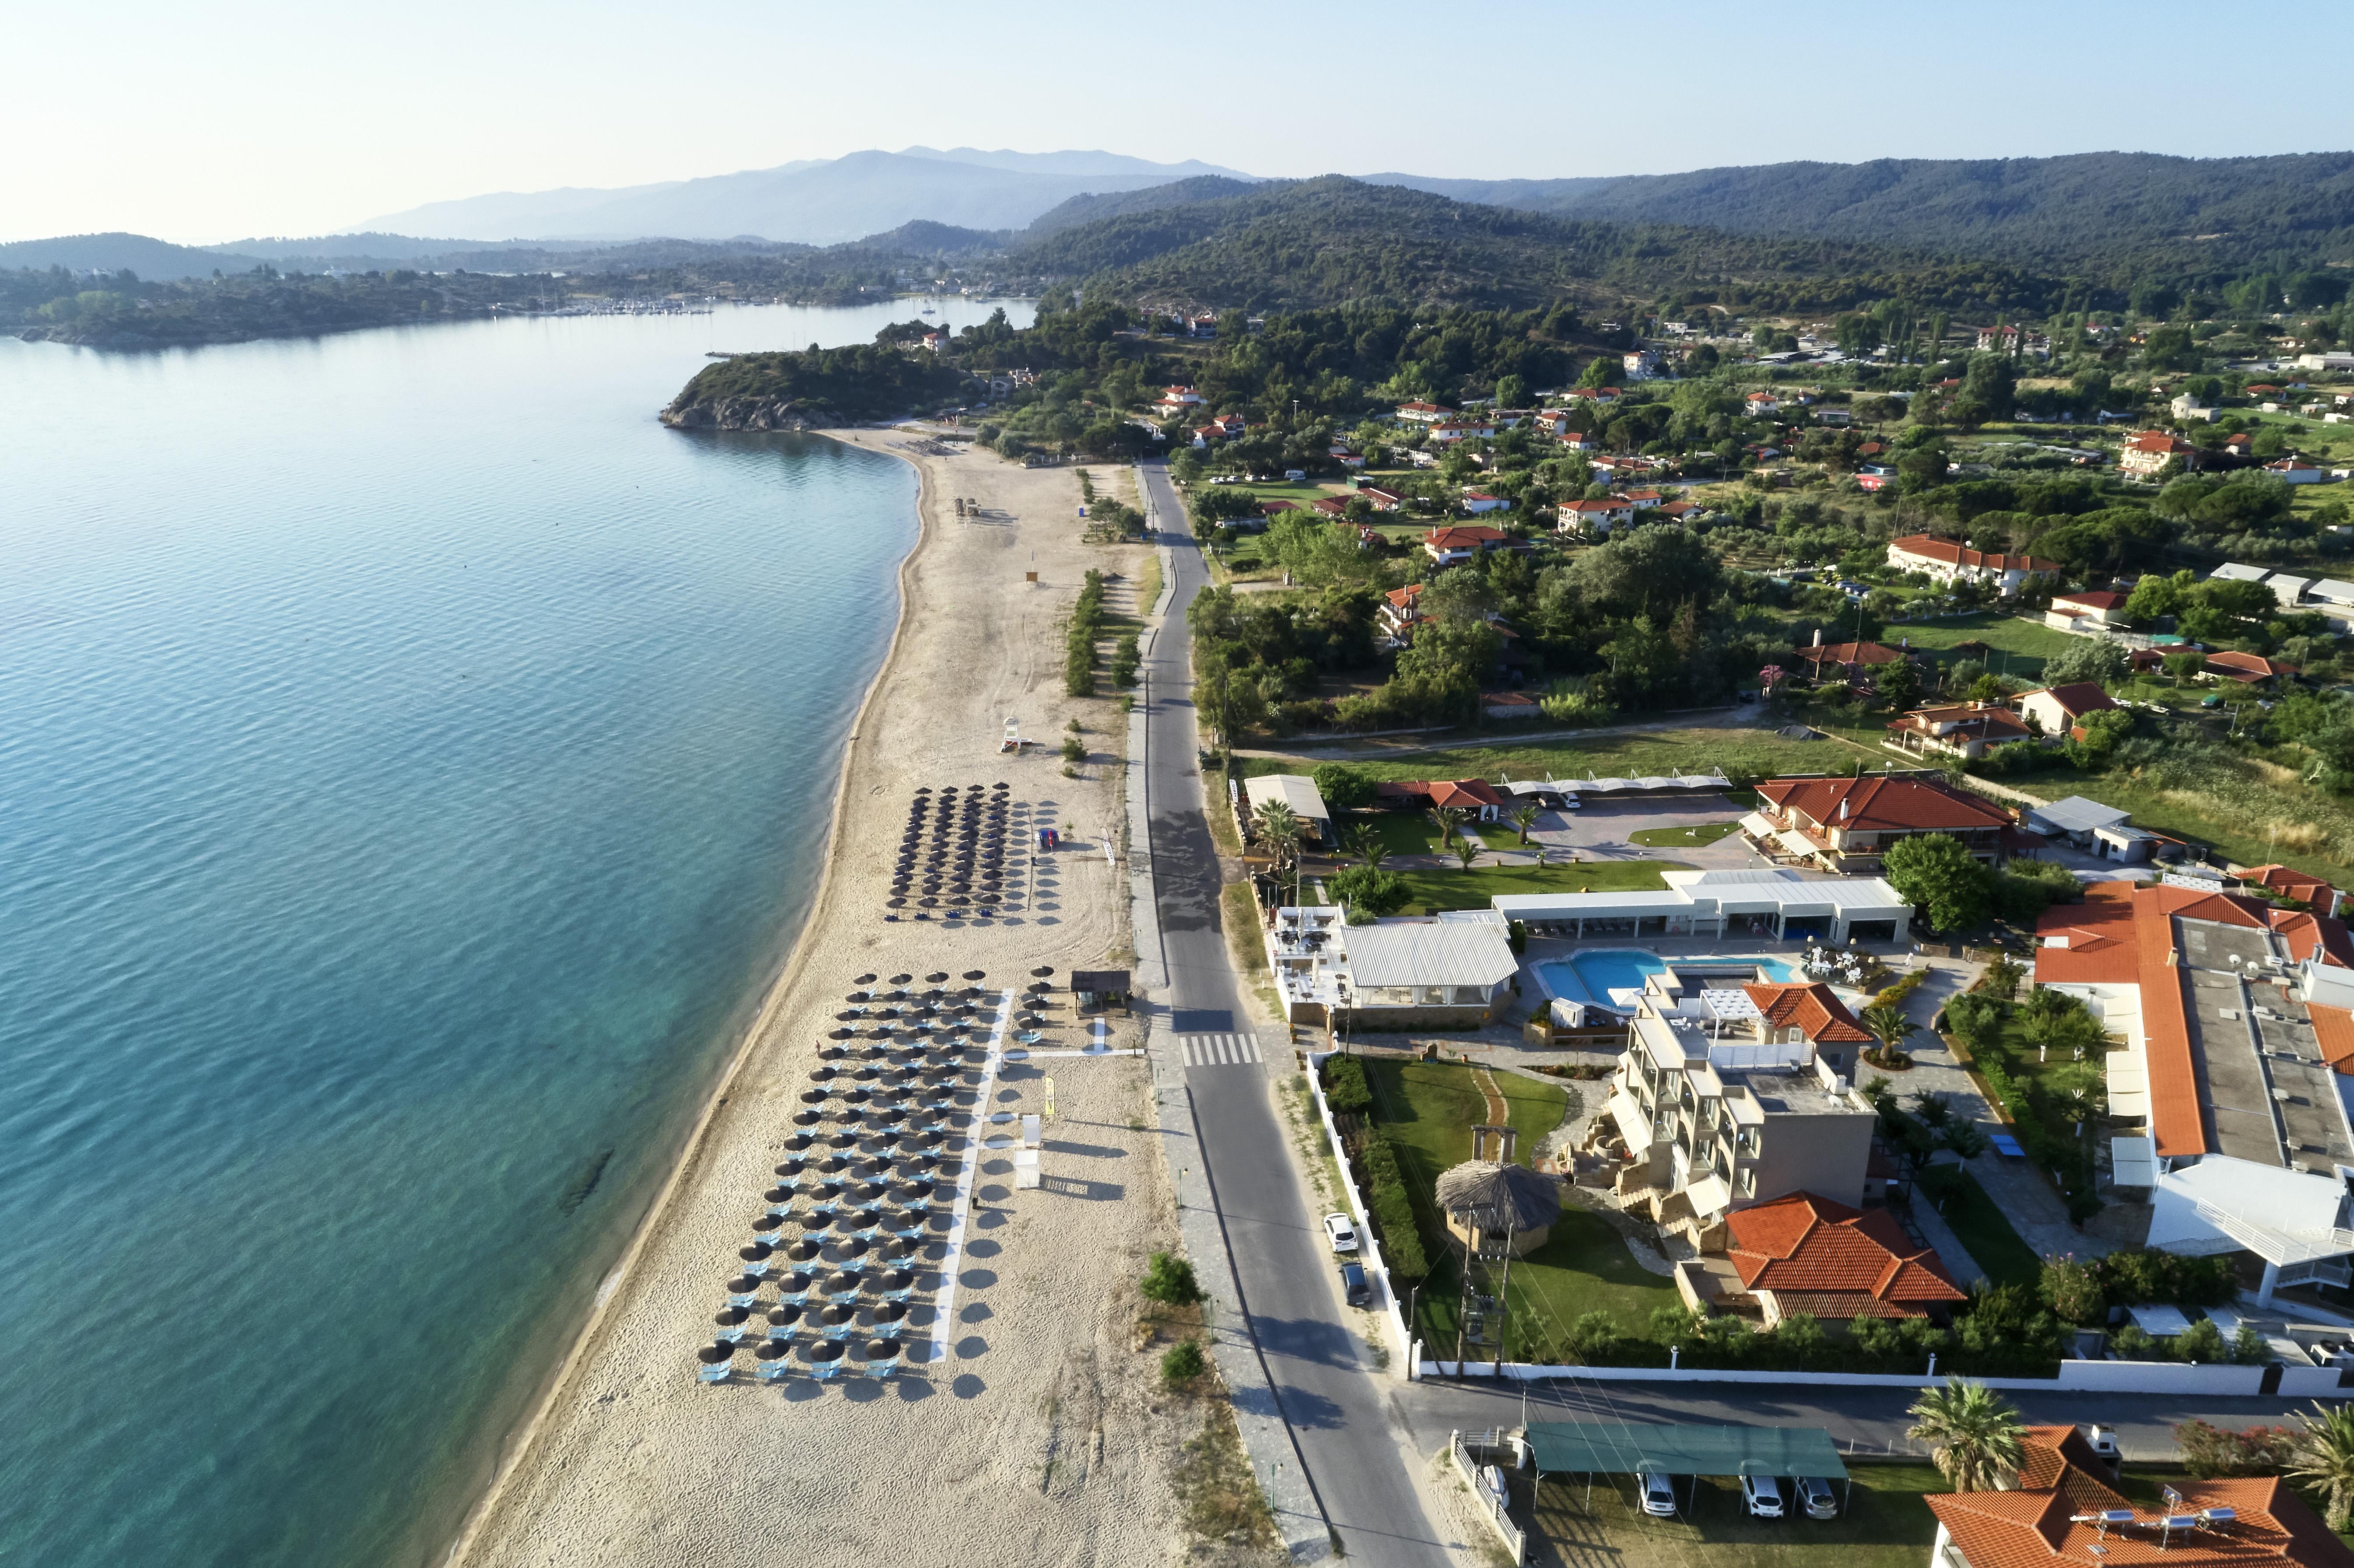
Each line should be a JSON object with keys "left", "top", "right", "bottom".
{"left": 1180, "top": 1032, "right": 1262, "bottom": 1067}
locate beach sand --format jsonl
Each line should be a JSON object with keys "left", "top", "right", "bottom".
{"left": 451, "top": 432, "right": 1211, "bottom": 1566}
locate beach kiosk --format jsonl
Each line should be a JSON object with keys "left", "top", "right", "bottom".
{"left": 1070, "top": 969, "right": 1131, "bottom": 1013}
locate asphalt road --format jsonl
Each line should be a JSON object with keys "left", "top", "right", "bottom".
{"left": 1135, "top": 462, "right": 1457, "bottom": 1565}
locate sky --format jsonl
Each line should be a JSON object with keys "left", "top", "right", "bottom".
{"left": 7, "top": 0, "right": 2347, "bottom": 244}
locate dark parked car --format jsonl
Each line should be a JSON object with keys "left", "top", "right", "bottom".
{"left": 1338, "top": 1261, "right": 1371, "bottom": 1307}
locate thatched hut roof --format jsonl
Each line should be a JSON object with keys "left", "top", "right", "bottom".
{"left": 1433, "top": 1161, "right": 1561, "bottom": 1232}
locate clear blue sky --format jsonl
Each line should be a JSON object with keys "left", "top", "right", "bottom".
{"left": 8, "top": 0, "right": 2345, "bottom": 243}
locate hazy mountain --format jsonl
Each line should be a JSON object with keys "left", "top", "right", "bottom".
{"left": 355, "top": 149, "right": 1248, "bottom": 245}
{"left": 1024, "top": 177, "right": 1259, "bottom": 236}
{"left": 896, "top": 146, "right": 1251, "bottom": 180}
{"left": 0, "top": 232, "right": 267, "bottom": 279}
{"left": 1362, "top": 151, "right": 2354, "bottom": 266}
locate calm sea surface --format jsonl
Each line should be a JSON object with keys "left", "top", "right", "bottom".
{"left": 0, "top": 296, "right": 1031, "bottom": 1567}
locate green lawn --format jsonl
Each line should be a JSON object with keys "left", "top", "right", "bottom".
{"left": 1629, "top": 821, "right": 1740, "bottom": 847}
{"left": 1389, "top": 860, "right": 1677, "bottom": 915}
{"left": 1351, "top": 812, "right": 1453, "bottom": 860}
{"left": 1361, "top": 1060, "right": 1677, "bottom": 1355}
{"left": 1241, "top": 726, "right": 1846, "bottom": 787}
{"left": 1891, "top": 612, "right": 2082, "bottom": 677}
{"left": 1527, "top": 1462, "right": 1947, "bottom": 1568}
{"left": 1919, "top": 1168, "right": 2043, "bottom": 1289}
{"left": 2005, "top": 770, "right": 2354, "bottom": 887}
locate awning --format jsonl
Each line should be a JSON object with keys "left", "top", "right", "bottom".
{"left": 1526, "top": 1421, "right": 1847, "bottom": 1481}
{"left": 1738, "top": 811, "right": 1779, "bottom": 840}
{"left": 1773, "top": 828, "right": 1821, "bottom": 859}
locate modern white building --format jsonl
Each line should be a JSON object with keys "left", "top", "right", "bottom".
{"left": 1494, "top": 868, "right": 1912, "bottom": 944}
{"left": 1266, "top": 905, "right": 1519, "bottom": 1027}
{"left": 1241, "top": 773, "right": 1333, "bottom": 843}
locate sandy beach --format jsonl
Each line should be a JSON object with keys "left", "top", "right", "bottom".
{"left": 449, "top": 431, "right": 1213, "bottom": 1566}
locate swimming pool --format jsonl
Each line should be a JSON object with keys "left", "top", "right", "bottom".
{"left": 1536, "top": 949, "right": 1800, "bottom": 1012}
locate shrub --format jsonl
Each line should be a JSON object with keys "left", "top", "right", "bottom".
{"left": 2176, "top": 1419, "right": 2298, "bottom": 1477}
{"left": 1160, "top": 1338, "right": 1208, "bottom": 1386}
{"left": 2038, "top": 1256, "right": 2106, "bottom": 1324}
{"left": 1061, "top": 735, "right": 1085, "bottom": 762}
{"left": 2173, "top": 1319, "right": 2227, "bottom": 1363}
{"left": 1311, "top": 763, "right": 1376, "bottom": 811}
{"left": 1353, "top": 1131, "right": 1428, "bottom": 1279}
{"left": 1064, "top": 569, "right": 1107, "bottom": 697}
{"left": 1111, "top": 631, "right": 1140, "bottom": 687}
{"left": 1329, "top": 865, "right": 1410, "bottom": 923}
{"left": 1321, "top": 1054, "right": 1372, "bottom": 1114}
{"left": 1141, "top": 1252, "right": 1204, "bottom": 1307}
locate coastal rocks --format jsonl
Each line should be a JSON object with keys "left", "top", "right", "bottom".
{"left": 659, "top": 394, "right": 819, "bottom": 432}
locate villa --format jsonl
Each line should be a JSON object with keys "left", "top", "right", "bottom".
{"left": 1884, "top": 535, "right": 2060, "bottom": 594}
{"left": 1684, "top": 1191, "right": 1965, "bottom": 1329}
{"left": 1883, "top": 700, "right": 2031, "bottom": 761}
{"left": 1746, "top": 774, "right": 2015, "bottom": 874}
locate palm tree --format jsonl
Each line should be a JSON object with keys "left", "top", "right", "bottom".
{"left": 1507, "top": 803, "right": 1541, "bottom": 845}
{"left": 1429, "top": 805, "right": 1469, "bottom": 850}
{"left": 1862, "top": 1003, "right": 1919, "bottom": 1062}
{"left": 2292, "top": 1401, "right": 2354, "bottom": 1532}
{"left": 1344, "top": 825, "right": 1389, "bottom": 872}
{"left": 1907, "top": 1378, "right": 2025, "bottom": 1493}
{"left": 1451, "top": 837, "right": 1481, "bottom": 872}
{"left": 1252, "top": 801, "right": 1302, "bottom": 903}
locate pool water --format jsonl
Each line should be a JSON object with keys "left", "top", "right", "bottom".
{"left": 1537, "top": 949, "right": 1800, "bottom": 1011}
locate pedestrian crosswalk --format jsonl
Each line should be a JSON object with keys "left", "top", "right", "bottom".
{"left": 1179, "top": 1033, "right": 1263, "bottom": 1067}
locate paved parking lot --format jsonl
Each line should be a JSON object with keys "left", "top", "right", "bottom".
{"left": 1484, "top": 794, "right": 1772, "bottom": 871}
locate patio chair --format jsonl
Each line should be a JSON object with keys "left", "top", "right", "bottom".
{"left": 726, "top": 1292, "right": 761, "bottom": 1311}
{"left": 756, "top": 1358, "right": 792, "bottom": 1384}
{"left": 697, "top": 1359, "right": 733, "bottom": 1384}
{"left": 1016, "top": 1030, "right": 1044, "bottom": 1046}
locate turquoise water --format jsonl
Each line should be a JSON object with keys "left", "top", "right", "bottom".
{"left": 1539, "top": 950, "right": 1800, "bottom": 1010}
{"left": 0, "top": 298, "right": 1028, "bottom": 1568}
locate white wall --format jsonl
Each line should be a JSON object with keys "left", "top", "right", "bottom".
{"left": 1411, "top": 1355, "right": 2268, "bottom": 1397}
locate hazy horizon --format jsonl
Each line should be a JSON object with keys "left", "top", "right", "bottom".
{"left": 6, "top": 0, "right": 2348, "bottom": 246}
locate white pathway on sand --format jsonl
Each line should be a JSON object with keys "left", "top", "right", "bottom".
{"left": 926, "top": 988, "right": 1013, "bottom": 1364}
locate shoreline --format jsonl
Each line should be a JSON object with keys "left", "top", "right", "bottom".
{"left": 437, "top": 427, "right": 934, "bottom": 1565}
{"left": 443, "top": 429, "right": 1189, "bottom": 1566}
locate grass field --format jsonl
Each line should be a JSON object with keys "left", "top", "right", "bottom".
{"left": 1919, "top": 1168, "right": 2043, "bottom": 1288}
{"left": 1362, "top": 1060, "right": 1677, "bottom": 1354}
{"left": 1526, "top": 1462, "right": 1945, "bottom": 1568}
{"left": 1891, "top": 612, "right": 2084, "bottom": 677}
{"left": 1630, "top": 821, "right": 1740, "bottom": 847}
{"left": 1240, "top": 726, "right": 1852, "bottom": 787}
{"left": 2006, "top": 769, "right": 2354, "bottom": 887}
{"left": 1389, "top": 861, "right": 1675, "bottom": 914}
{"left": 1352, "top": 812, "right": 1454, "bottom": 860}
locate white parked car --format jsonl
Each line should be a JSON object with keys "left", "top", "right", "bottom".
{"left": 1639, "top": 1472, "right": 1677, "bottom": 1516}
{"left": 1797, "top": 1476, "right": 1838, "bottom": 1519}
{"left": 1322, "top": 1212, "right": 1359, "bottom": 1253}
{"left": 1742, "top": 1474, "right": 1786, "bottom": 1518}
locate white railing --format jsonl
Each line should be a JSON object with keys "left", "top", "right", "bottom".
{"left": 2181, "top": 1195, "right": 2354, "bottom": 1265}
{"left": 1302, "top": 1050, "right": 1415, "bottom": 1367}
{"left": 1451, "top": 1430, "right": 1526, "bottom": 1566}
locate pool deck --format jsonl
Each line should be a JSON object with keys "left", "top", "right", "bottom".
{"left": 1525, "top": 934, "right": 1886, "bottom": 1014}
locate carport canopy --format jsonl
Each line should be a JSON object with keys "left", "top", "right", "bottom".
{"left": 1525, "top": 1420, "right": 1847, "bottom": 1483}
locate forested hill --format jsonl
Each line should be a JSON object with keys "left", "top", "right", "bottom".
{"left": 1365, "top": 151, "right": 2354, "bottom": 271}
{"left": 1010, "top": 176, "right": 2070, "bottom": 316}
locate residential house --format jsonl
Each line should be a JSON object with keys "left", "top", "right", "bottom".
{"left": 1377, "top": 585, "right": 1430, "bottom": 646}
{"left": 1885, "top": 535, "right": 2062, "bottom": 594}
{"left": 2122, "top": 430, "right": 2198, "bottom": 478}
{"left": 1563, "top": 386, "right": 1621, "bottom": 410}
{"left": 1556, "top": 496, "right": 1637, "bottom": 536}
{"left": 1266, "top": 906, "right": 1520, "bottom": 1027}
{"left": 1884, "top": 701, "right": 2033, "bottom": 761}
{"left": 2203, "top": 650, "right": 2298, "bottom": 687}
{"left": 1423, "top": 524, "right": 1510, "bottom": 565}
{"left": 1603, "top": 982, "right": 1880, "bottom": 1248}
{"left": 1928, "top": 1424, "right": 2353, "bottom": 1568}
{"left": 1426, "top": 419, "right": 1498, "bottom": 445}
{"left": 1621, "top": 348, "right": 1664, "bottom": 380}
{"left": 1555, "top": 430, "right": 1598, "bottom": 453}
{"left": 1242, "top": 773, "right": 1333, "bottom": 844}
{"left": 1374, "top": 777, "right": 1509, "bottom": 821}
{"left": 1743, "top": 390, "right": 1782, "bottom": 417}
{"left": 1481, "top": 691, "right": 1540, "bottom": 721}
{"left": 1156, "top": 385, "right": 1204, "bottom": 410}
{"left": 1309, "top": 495, "right": 1353, "bottom": 522}
{"left": 1533, "top": 409, "right": 1581, "bottom": 439}
{"left": 2270, "top": 457, "right": 2326, "bottom": 485}
{"left": 2171, "top": 392, "right": 2219, "bottom": 422}
{"left": 2017, "top": 682, "right": 2124, "bottom": 739}
{"left": 1459, "top": 491, "right": 1511, "bottom": 515}
{"left": 1355, "top": 483, "right": 1408, "bottom": 512}
{"left": 1618, "top": 487, "right": 1666, "bottom": 509}
{"left": 1750, "top": 774, "right": 2015, "bottom": 873}
{"left": 2023, "top": 795, "right": 2154, "bottom": 861}
{"left": 1694, "top": 1192, "right": 1965, "bottom": 1330}
{"left": 1790, "top": 638, "right": 1908, "bottom": 684}
{"left": 1330, "top": 447, "right": 1365, "bottom": 469}
{"left": 2043, "top": 588, "right": 2133, "bottom": 633}
{"left": 1395, "top": 401, "right": 1455, "bottom": 424}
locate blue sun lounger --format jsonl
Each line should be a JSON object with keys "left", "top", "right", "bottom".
{"left": 697, "top": 1360, "right": 732, "bottom": 1385}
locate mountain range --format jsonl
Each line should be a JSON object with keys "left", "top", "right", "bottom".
{"left": 354, "top": 147, "right": 1252, "bottom": 246}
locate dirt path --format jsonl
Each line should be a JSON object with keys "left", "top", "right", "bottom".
{"left": 1473, "top": 1066, "right": 1509, "bottom": 1133}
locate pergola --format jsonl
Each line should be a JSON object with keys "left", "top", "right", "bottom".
{"left": 1524, "top": 1420, "right": 1850, "bottom": 1516}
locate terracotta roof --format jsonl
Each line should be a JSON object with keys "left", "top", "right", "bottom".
{"left": 1927, "top": 1425, "right": 2354, "bottom": 1568}
{"left": 1890, "top": 535, "right": 2063, "bottom": 574}
{"left": 2029, "top": 682, "right": 2124, "bottom": 719}
{"left": 2126, "top": 430, "right": 2197, "bottom": 455}
{"left": 1424, "top": 525, "right": 1508, "bottom": 548}
{"left": 2242, "top": 864, "right": 2336, "bottom": 909}
{"left": 2205, "top": 651, "right": 2297, "bottom": 682}
{"left": 1720, "top": 1193, "right": 1963, "bottom": 1320}
{"left": 2054, "top": 590, "right": 2131, "bottom": 611}
{"left": 1756, "top": 775, "right": 2012, "bottom": 834}
{"left": 1384, "top": 585, "right": 1425, "bottom": 611}
{"left": 1561, "top": 498, "right": 1631, "bottom": 514}
{"left": 1795, "top": 640, "right": 1905, "bottom": 667}
{"left": 1889, "top": 704, "right": 2033, "bottom": 745}
{"left": 1743, "top": 982, "right": 1874, "bottom": 1044}
{"left": 1419, "top": 779, "right": 1508, "bottom": 809}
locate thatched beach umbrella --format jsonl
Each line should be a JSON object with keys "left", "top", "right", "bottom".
{"left": 889, "top": 973, "right": 912, "bottom": 985}
{"left": 870, "top": 1298, "right": 910, "bottom": 1327}
{"left": 772, "top": 1277, "right": 810, "bottom": 1305}
{"left": 696, "top": 1344, "right": 733, "bottom": 1365}
{"left": 1432, "top": 1159, "right": 1562, "bottom": 1246}
{"left": 715, "top": 1305, "right": 751, "bottom": 1326}
{"left": 752, "top": 1212, "right": 785, "bottom": 1232}
{"left": 785, "top": 1239, "right": 820, "bottom": 1263}
{"left": 753, "top": 1337, "right": 791, "bottom": 1361}
{"left": 782, "top": 1132, "right": 813, "bottom": 1152}
{"left": 738, "top": 1242, "right": 772, "bottom": 1263}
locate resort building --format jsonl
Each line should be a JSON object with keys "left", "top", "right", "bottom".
{"left": 1884, "top": 535, "right": 2060, "bottom": 594}
{"left": 1604, "top": 981, "right": 1880, "bottom": 1247}
{"left": 1684, "top": 1191, "right": 1965, "bottom": 1329}
{"left": 1265, "top": 905, "right": 1519, "bottom": 1027}
{"left": 2036, "top": 881, "right": 2354, "bottom": 1302}
{"left": 1374, "top": 777, "right": 1509, "bottom": 821}
{"left": 1746, "top": 774, "right": 2016, "bottom": 874}
{"left": 1500, "top": 867, "right": 1913, "bottom": 951}
{"left": 1928, "top": 1425, "right": 2350, "bottom": 1568}
{"left": 1240, "top": 773, "right": 1332, "bottom": 844}
{"left": 1883, "top": 700, "right": 2032, "bottom": 761}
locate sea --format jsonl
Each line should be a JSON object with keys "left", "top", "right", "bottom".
{"left": 0, "top": 294, "right": 1032, "bottom": 1567}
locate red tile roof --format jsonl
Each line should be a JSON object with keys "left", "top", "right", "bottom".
{"left": 2126, "top": 430, "right": 2198, "bottom": 455}
{"left": 2054, "top": 590, "right": 2131, "bottom": 611}
{"left": 1927, "top": 1425, "right": 2354, "bottom": 1568}
{"left": 1756, "top": 775, "right": 2013, "bottom": 835}
{"left": 1889, "top": 535, "right": 2061, "bottom": 575}
{"left": 1721, "top": 1193, "right": 1963, "bottom": 1320}
{"left": 1421, "top": 779, "right": 1508, "bottom": 809}
{"left": 1795, "top": 640, "right": 1905, "bottom": 667}
{"left": 2205, "top": 651, "right": 2298, "bottom": 682}
{"left": 1424, "top": 525, "right": 1509, "bottom": 549}
{"left": 1743, "top": 982, "right": 1875, "bottom": 1044}
{"left": 2030, "top": 682, "right": 2124, "bottom": 720}
{"left": 2242, "top": 864, "right": 2338, "bottom": 913}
